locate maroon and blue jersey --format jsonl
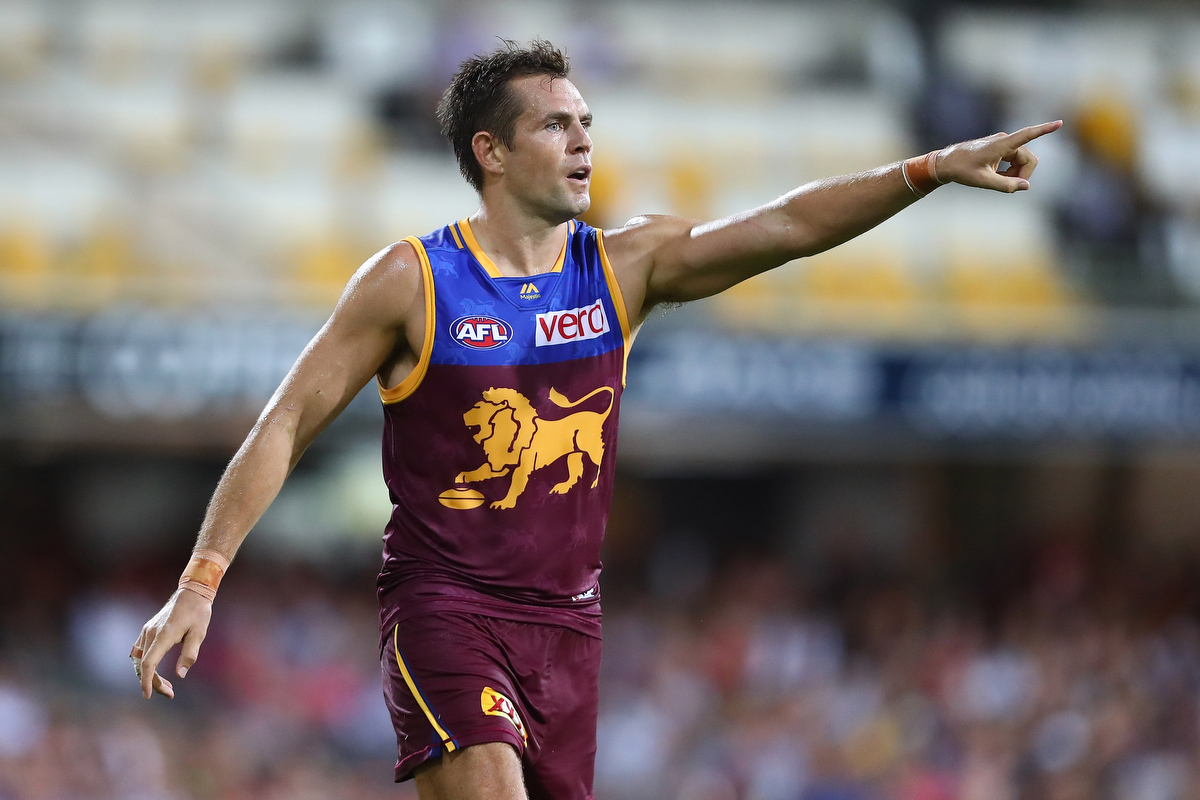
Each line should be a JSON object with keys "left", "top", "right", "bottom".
{"left": 376, "top": 218, "right": 629, "bottom": 641}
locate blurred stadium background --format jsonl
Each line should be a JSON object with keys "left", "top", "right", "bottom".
{"left": 4, "top": 0, "right": 1200, "bottom": 798}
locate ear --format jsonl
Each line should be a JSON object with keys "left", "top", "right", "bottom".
{"left": 471, "top": 131, "right": 506, "bottom": 183}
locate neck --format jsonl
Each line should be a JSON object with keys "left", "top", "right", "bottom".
{"left": 469, "top": 189, "right": 569, "bottom": 278}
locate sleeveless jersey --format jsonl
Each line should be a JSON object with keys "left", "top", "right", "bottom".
{"left": 376, "top": 218, "right": 629, "bottom": 641}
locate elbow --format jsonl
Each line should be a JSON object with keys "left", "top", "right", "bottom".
{"left": 254, "top": 399, "right": 302, "bottom": 441}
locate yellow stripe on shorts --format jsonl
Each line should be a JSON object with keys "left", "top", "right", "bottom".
{"left": 393, "top": 624, "right": 458, "bottom": 751}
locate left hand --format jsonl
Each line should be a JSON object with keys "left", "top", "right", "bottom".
{"left": 937, "top": 120, "right": 1064, "bottom": 193}
{"left": 130, "top": 588, "right": 213, "bottom": 699}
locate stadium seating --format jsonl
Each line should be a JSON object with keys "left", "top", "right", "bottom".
{"left": 225, "top": 74, "right": 378, "bottom": 178}
{"left": 714, "top": 188, "right": 1076, "bottom": 340}
{"left": 941, "top": 11, "right": 1163, "bottom": 102}
{"left": 378, "top": 153, "right": 481, "bottom": 242}
{"left": 0, "top": 150, "right": 129, "bottom": 307}
{"left": 0, "top": 1, "right": 1198, "bottom": 341}
{"left": 320, "top": 1, "right": 438, "bottom": 92}
{"left": 76, "top": 0, "right": 296, "bottom": 86}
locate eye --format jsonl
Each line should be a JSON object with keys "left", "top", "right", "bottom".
{"left": 547, "top": 121, "right": 562, "bottom": 132}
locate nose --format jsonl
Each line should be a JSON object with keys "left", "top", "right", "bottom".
{"left": 570, "top": 121, "right": 592, "bottom": 155}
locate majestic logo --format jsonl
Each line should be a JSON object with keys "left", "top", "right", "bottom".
{"left": 519, "top": 282, "right": 541, "bottom": 301}
{"left": 447, "top": 385, "right": 615, "bottom": 509}
{"left": 451, "top": 315, "right": 512, "bottom": 349}
{"left": 481, "top": 686, "right": 527, "bottom": 743}
{"left": 535, "top": 299, "right": 609, "bottom": 347}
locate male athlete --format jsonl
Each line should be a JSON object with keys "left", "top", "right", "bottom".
{"left": 132, "top": 40, "right": 1060, "bottom": 800}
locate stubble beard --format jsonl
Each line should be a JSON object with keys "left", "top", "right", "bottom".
{"left": 530, "top": 184, "right": 589, "bottom": 225}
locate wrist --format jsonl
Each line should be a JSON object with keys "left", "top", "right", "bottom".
{"left": 178, "top": 582, "right": 217, "bottom": 602}
{"left": 178, "top": 549, "right": 229, "bottom": 603}
{"left": 901, "top": 150, "right": 946, "bottom": 198}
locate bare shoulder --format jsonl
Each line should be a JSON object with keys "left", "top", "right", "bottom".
{"left": 600, "top": 214, "right": 695, "bottom": 273}
{"left": 333, "top": 240, "right": 424, "bottom": 329}
{"left": 600, "top": 215, "right": 697, "bottom": 321}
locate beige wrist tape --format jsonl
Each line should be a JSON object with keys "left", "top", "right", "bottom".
{"left": 901, "top": 150, "right": 945, "bottom": 198}
{"left": 178, "top": 549, "right": 230, "bottom": 602}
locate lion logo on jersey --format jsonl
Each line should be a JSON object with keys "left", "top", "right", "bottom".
{"left": 452, "top": 385, "right": 615, "bottom": 509}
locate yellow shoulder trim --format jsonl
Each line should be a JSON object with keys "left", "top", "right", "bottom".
{"left": 596, "top": 229, "right": 631, "bottom": 388}
{"left": 550, "top": 221, "right": 573, "bottom": 273}
{"left": 448, "top": 224, "right": 464, "bottom": 249}
{"left": 456, "top": 218, "right": 503, "bottom": 278}
{"left": 393, "top": 625, "right": 457, "bottom": 751}
{"left": 378, "top": 237, "right": 436, "bottom": 405}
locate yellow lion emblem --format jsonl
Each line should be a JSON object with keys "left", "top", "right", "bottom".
{"left": 454, "top": 385, "right": 616, "bottom": 509}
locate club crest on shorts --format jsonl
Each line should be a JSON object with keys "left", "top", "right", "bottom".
{"left": 481, "top": 686, "right": 527, "bottom": 743}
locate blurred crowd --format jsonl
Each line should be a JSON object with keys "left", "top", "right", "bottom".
{"left": 597, "top": 560, "right": 1200, "bottom": 800}
{"left": 4, "top": 551, "right": 1200, "bottom": 800}
{"left": 0, "top": 564, "right": 407, "bottom": 800}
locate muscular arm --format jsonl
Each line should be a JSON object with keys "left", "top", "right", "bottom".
{"left": 603, "top": 121, "right": 1063, "bottom": 321}
{"left": 195, "top": 244, "right": 422, "bottom": 557}
{"left": 132, "top": 241, "right": 426, "bottom": 698}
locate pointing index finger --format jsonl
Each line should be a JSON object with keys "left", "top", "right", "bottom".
{"left": 1004, "top": 120, "right": 1064, "bottom": 148}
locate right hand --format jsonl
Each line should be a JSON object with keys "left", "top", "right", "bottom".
{"left": 937, "top": 120, "right": 1064, "bottom": 193}
{"left": 130, "top": 588, "right": 213, "bottom": 699}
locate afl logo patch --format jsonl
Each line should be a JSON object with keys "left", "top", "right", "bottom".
{"left": 451, "top": 315, "right": 512, "bottom": 349}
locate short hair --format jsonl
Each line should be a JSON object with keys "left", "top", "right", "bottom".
{"left": 437, "top": 39, "right": 571, "bottom": 192}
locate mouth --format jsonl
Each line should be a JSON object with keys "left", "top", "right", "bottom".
{"left": 567, "top": 165, "right": 591, "bottom": 184}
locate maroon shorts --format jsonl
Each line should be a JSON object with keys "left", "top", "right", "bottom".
{"left": 380, "top": 610, "right": 601, "bottom": 800}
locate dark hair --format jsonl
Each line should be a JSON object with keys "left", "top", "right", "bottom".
{"left": 437, "top": 39, "right": 571, "bottom": 192}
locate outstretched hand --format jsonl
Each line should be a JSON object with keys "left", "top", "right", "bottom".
{"left": 936, "top": 120, "right": 1064, "bottom": 193}
{"left": 130, "top": 588, "right": 212, "bottom": 699}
